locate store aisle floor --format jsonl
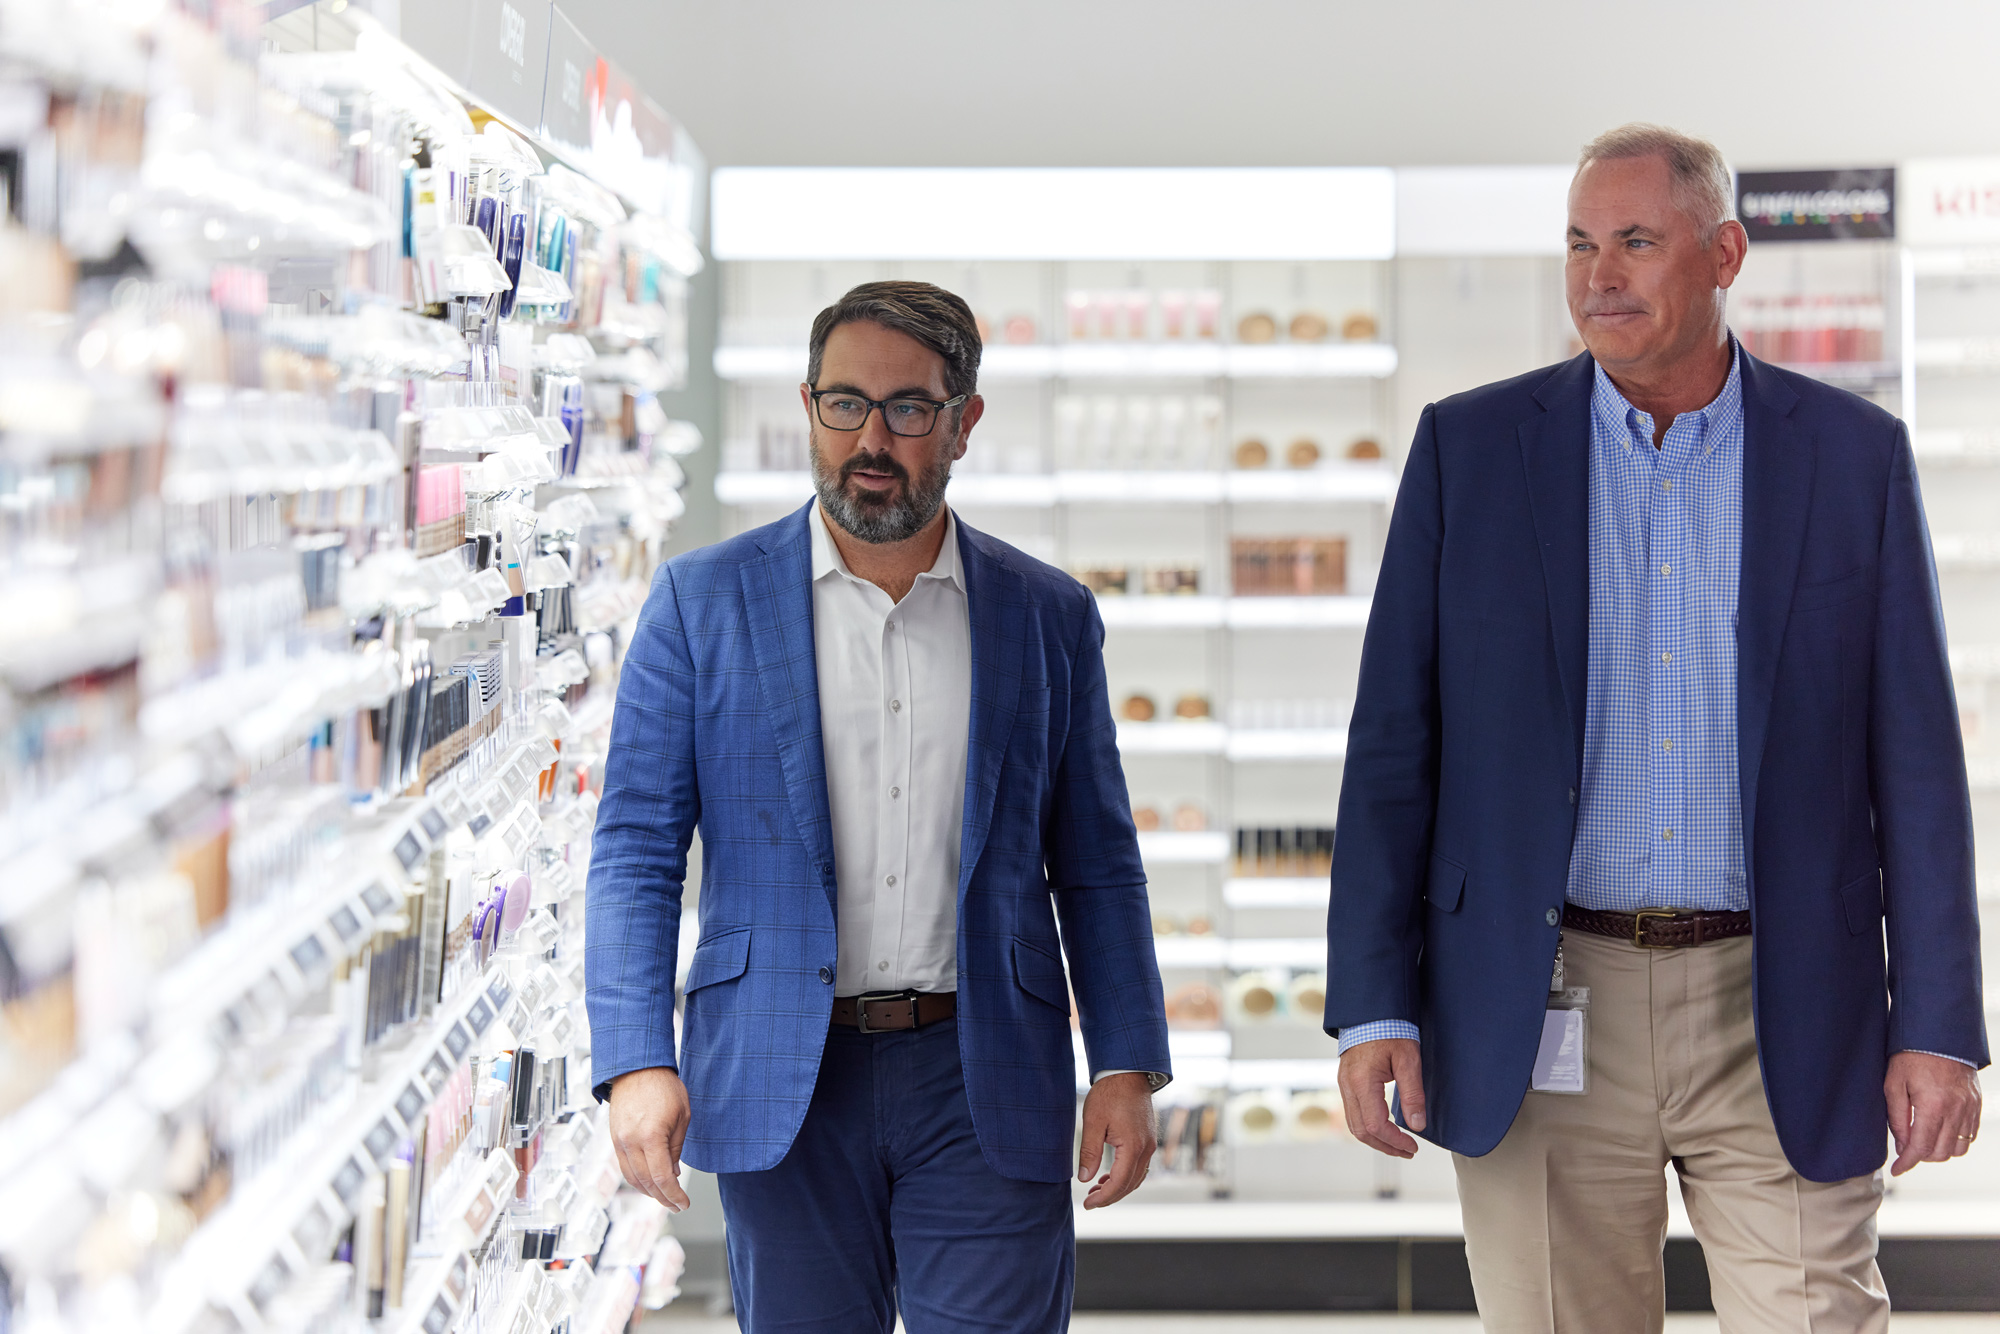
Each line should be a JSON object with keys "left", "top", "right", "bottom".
{"left": 649, "top": 1314, "right": 2000, "bottom": 1331}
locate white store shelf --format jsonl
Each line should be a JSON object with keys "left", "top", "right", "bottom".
{"left": 1227, "top": 1057, "right": 1343, "bottom": 1089}
{"left": 1225, "top": 466, "right": 1396, "bottom": 503}
{"left": 1226, "top": 728, "right": 1348, "bottom": 761}
{"left": 1095, "top": 596, "right": 1371, "bottom": 630}
{"left": 1915, "top": 430, "right": 2000, "bottom": 464}
{"left": 715, "top": 342, "right": 1398, "bottom": 382}
{"left": 1935, "top": 535, "right": 2000, "bottom": 569}
{"left": 1914, "top": 338, "right": 2000, "bottom": 372}
{"left": 1136, "top": 830, "right": 1231, "bottom": 863}
{"left": 1226, "top": 596, "right": 1372, "bottom": 628}
{"left": 1059, "top": 470, "right": 1224, "bottom": 503}
{"left": 1074, "top": 1197, "right": 2000, "bottom": 1242}
{"left": 1225, "top": 877, "right": 1332, "bottom": 908}
{"left": 714, "top": 469, "right": 1391, "bottom": 509}
{"left": 1151, "top": 936, "right": 1330, "bottom": 969}
{"left": 1118, "top": 721, "right": 1228, "bottom": 754}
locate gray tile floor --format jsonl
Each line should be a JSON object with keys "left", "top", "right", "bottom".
{"left": 650, "top": 1315, "right": 2000, "bottom": 1332}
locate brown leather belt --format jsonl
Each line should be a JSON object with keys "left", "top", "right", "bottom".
{"left": 1563, "top": 903, "right": 1751, "bottom": 949}
{"left": 831, "top": 990, "right": 957, "bottom": 1033}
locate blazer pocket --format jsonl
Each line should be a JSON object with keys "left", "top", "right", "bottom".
{"left": 1838, "top": 869, "right": 1883, "bottom": 936}
{"left": 1426, "top": 854, "right": 1467, "bottom": 913}
{"left": 1792, "top": 567, "right": 1869, "bottom": 613}
{"left": 1011, "top": 937, "right": 1071, "bottom": 1012}
{"left": 683, "top": 925, "right": 752, "bottom": 993}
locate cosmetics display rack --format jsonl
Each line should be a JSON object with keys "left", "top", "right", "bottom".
{"left": 708, "top": 254, "right": 1410, "bottom": 1205}
{"left": 0, "top": 2, "right": 703, "bottom": 1330}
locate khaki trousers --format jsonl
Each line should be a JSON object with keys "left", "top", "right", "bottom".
{"left": 1452, "top": 930, "right": 1888, "bottom": 1333}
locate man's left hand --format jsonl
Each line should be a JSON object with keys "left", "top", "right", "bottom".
{"left": 1078, "top": 1072, "right": 1158, "bottom": 1209}
{"left": 1886, "top": 1051, "right": 1983, "bottom": 1176}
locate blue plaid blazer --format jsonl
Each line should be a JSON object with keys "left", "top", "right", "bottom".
{"left": 586, "top": 503, "right": 1170, "bottom": 1182}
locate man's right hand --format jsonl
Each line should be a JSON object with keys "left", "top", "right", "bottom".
{"left": 609, "top": 1066, "right": 692, "bottom": 1211}
{"left": 1336, "top": 1038, "right": 1428, "bottom": 1159}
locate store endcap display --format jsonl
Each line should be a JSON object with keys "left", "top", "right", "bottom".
{"left": 0, "top": 3, "right": 705, "bottom": 1331}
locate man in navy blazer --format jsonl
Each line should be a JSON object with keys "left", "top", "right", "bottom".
{"left": 1329, "top": 125, "right": 1986, "bottom": 1330}
{"left": 586, "top": 281, "right": 1170, "bottom": 1333}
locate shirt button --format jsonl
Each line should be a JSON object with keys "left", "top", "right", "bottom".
{"left": 1544, "top": 908, "right": 1560, "bottom": 927}
{"left": 888, "top": 622, "right": 897, "bottom": 632}
{"left": 1661, "top": 651, "right": 1672, "bottom": 664}
{"left": 1661, "top": 480, "right": 1672, "bottom": 491}
{"left": 1660, "top": 563, "right": 1671, "bottom": 576}
{"left": 891, "top": 786, "right": 901, "bottom": 799}
{"left": 1663, "top": 829, "right": 1674, "bottom": 841}
{"left": 1663, "top": 740, "right": 1673, "bottom": 752}
{"left": 819, "top": 966, "right": 833, "bottom": 984}
{"left": 891, "top": 699, "right": 902, "bottom": 713}
{"left": 877, "top": 960, "right": 889, "bottom": 971}
{"left": 886, "top": 875, "right": 897, "bottom": 887}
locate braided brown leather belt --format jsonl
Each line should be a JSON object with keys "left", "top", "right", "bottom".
{"left": 1563, "top": 903, "right": 1752, "bottom": 949}
{"left": 831, "top": 990, "right": 958, "bottom": 1033}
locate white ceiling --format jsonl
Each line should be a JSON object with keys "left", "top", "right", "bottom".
{"left": 550, "top": 0, "right": 2000, "bottom": 172}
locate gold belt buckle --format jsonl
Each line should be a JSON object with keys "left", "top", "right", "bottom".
{"left": 1631, "top": 907, "right": 1687, "bottom": 948}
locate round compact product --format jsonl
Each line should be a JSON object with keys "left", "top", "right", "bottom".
{"left": 1286, "top": 438, "right": 1322, "bottom": 469}
{"left": 1152, "top": 913, "right": 1182, "bottom": 937}
{"left": 1166, "top": 982, "right": 1223, "bottom": 1029}
{"left": 1131, "top": 804, "right": 1162, "bottom": 832}
{"left": 1234, "top": 438, "right": 1271, "bottom": 469}
{"left": 1228, "top": 970, "right": 1284, "bottom": 1020}
{"left": 1185, "top": 914, "right": 1215, "bottom": 936}
{"left": 1346, "top": 437, "right": 1383, "bottom": 461}
{"left": 1341, "top": 311, "right": 1380, "bottom": 342}
{"left": 1003, "top": 314, "right": 1037, "bottom": 344}
{"left": 1288, "top": 971, "right": 1329, "bottom": 1017}
{"left": 1236, "top": 311, "right": 1278, "bottom": 344}
{"left": 1227, "top": 1090, "right": 1286, "bottom": 1142}
{"left": 1174, "top": 693, "right": 1212, "bottom": 720}
{"left": 1288, "top": 1091, "right": 1346, "bottom": 1140}
{"left": 1121, "top": 693, "right": 1157, "bottom": 722}
{"left": 1289, "top": 310, "right": 1330, "bottom": 342}
{"left": 1171, "top": 802, "right": 1207, "bottom": 832}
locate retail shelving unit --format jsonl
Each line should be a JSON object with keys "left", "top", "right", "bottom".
{"left": 1899, "top": 165, "right": 2000, "bottom": 1215}
{"left": 0, "top": 2, "right": 705, "bottom": 1330}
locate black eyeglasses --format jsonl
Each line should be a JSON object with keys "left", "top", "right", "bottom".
{"left": 809, "top": 389, "right": 969, "bottom": 437}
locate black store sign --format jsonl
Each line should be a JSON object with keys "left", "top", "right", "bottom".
{"left": 1736, "top": 168, "right": 1895, "bottom": 242}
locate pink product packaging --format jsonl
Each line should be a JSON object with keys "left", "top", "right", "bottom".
{"left": 1065, "top": 291, "right": 1092, "bottom": 340}
{"left": 1160, "top": 291, "right": 1189, "bottom": 339}
{"left": 1194, "top": 290, "right": 1222, "bottom": 339}
{"left": 1123, "top": 290, "right": 1151, "bottom": 341}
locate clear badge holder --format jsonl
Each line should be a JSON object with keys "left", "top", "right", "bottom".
{"left": 1531, "top": 986, "right": 1590, "bottom": 1095}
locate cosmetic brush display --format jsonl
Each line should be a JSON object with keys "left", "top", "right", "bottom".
{"left": 0, "top": 2, "right": 703, "bottom": 1329}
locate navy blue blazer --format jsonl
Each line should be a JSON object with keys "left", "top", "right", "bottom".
{"left": 1326, "top": 350, "right": 1989, "bottom": 1183}
{"left": 586, "top": 504, "right": 1170, "bottom": 1183}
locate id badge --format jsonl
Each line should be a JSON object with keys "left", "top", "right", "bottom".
{"left": 1530, "top": 986, "right": 1589, "bottom": 1095}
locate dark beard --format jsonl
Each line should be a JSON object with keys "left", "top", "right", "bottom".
{"left": 810, "top": 433, "right": 955, "bottom": 544}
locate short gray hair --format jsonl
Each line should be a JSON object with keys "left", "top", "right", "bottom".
{"left": 1577, "top": 123, "right": 1736, "bottom": 245}
{"left": 807, "top": 280, "right": 982, "bottom": 401}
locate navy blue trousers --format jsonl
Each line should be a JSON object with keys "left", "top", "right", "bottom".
{"left": 715, "top": 1017, "right": 1074, "bottom": 1333}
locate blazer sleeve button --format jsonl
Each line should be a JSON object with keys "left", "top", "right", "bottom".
{"left": 819, "top": 966, "right": 833, "bottom": 984}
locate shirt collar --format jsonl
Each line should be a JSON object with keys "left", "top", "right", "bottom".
{"left": 1591, "top": 339, "right": 1743, "bottom": 449}
{"left": 810, "top": 501, "right": 965, "bottom": 595}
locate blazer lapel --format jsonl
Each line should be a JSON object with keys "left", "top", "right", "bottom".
{"left": 1518, "top": 353, "right": 1595, "bottom": 775}
{"left": 740, "top": 504, "right": 837, "bottom": 911}
{"left": 1734, "top": 355, "right": 1811, "bottom": 869}
{"left": 955, "top": 519, "right": 1025, "bottom": 898}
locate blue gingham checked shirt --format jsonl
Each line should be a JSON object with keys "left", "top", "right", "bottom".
{"left": 1340, "top": 348, "right": 1748, "bottom": 1054}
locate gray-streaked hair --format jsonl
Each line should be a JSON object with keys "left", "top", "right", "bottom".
{"left": 1577, "top": 123, "right": 1736, "bottom": 246}
{"left": 806, "top": 280, "right": 982, "bottom": 400}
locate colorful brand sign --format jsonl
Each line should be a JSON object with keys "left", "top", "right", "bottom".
{"left": 1736, "top": 168, "right": 1894, "bottom": 242}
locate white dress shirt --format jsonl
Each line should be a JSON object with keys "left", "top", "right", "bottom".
{"left": 811, "top": 502, "right": 971, "bottom": 996}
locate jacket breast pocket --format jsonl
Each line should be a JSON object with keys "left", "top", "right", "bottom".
{"left": 1012, "top": 937, "right": 1071, "bottom": 1013}
{"left": 1426, "top": 854, "right": 1467, "bottom": 913}
{"left": 1838, "top": 869, "right": 1883, "bottom": 936}
{"left": 683, "top": 925, "right": 752, "bottom": 995}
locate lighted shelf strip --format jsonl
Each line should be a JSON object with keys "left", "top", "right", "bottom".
{"left": 1092, "top": 596, "right": 1375, "bottom": 630}
{"left": 1115, "top": 724, "right": 1346, "bottom": 761}
{"left": 1913, "top": 338, "right": 2000, "bottom": 371}
{"left": 1223, "top": 877, "right": 1332, "bottom": 908}
{"left": 1136, "top": 830, "right": 1232, "bottom": 863}
{"left": 1914, "top": 430, "right": 2000, "bottom": 463}
{"left": 1152, "top": 936, "right": 1329, "bottom": 969}
{"left": 714, "top": 468, "right": 1396, "bottom": 510}
{"left": 715, "top": 342, "right": 1398, "bottom": 382}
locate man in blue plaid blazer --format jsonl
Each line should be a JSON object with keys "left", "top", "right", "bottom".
{"left": 586, "top": 281, "right": 1170, "bottom": 1333}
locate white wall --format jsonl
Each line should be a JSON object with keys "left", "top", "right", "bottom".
{"left": 556, "top": 0, "right": 2000, "bottom": 171}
